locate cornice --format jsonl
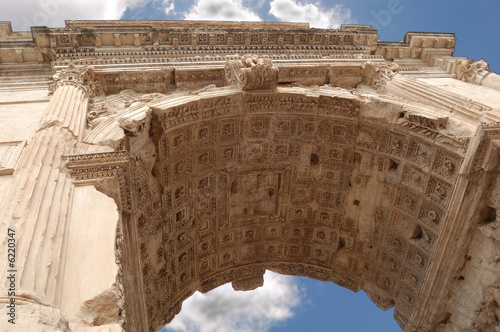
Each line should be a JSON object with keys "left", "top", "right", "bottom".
{"left": 65, "top": 20, "right": 311, "bottom": 29}
{"left": 0, "top": 21, "right": 455, "bottom": 65}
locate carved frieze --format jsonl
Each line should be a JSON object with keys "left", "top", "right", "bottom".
{"left": 329, "top": 65, "right": 364, "bottom": 88}
{"left": 95, "top": 69, "right": 174, "bottom": 94}
{"left": 278, "top": 65, "right": 329, "bottom": 86}
{"left": 175, "top": 68, "right": 225, "bottom": 89}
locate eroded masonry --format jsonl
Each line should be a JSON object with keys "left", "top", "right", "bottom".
{"left": 1, "top": 21, "right": 500, "bottom": 332}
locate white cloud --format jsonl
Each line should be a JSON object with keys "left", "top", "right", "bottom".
{"left": 162, "top": 271, "right": 303, "bottom": 332}
{"left": 184, "top": 0, "right": 261, "bottom": 21}
{"left": 0, "top": 0, "right": 149, "bottom": 31}
{"left": 269, "top": 0, "right": 352, "bottom": 29}
{"left": 164, "top": 0, "right": 175, "bottom": 15}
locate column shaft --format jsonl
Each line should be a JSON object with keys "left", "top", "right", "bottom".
{"left": 0, "top": 80, "right": 89, "bottom": 306}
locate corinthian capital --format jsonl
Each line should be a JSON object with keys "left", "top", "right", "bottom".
{"left": 362, "top": 61, "right": 400, "bottom": 92}
{"left": 455, "top": 59, "right": 489, "bottom": 83}
{"left": 225, "top": 54, "right": 279, "bottom": 91}
{"left": 52, "top": 63, "right": 102, "bottom": 97}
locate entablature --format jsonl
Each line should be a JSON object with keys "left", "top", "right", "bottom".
{"left": 0, "top": 21, "right": 455, "bottom": 67}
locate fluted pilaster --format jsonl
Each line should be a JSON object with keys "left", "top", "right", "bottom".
{"left": 0, "top": 66, "right": 94, "bottom": 307}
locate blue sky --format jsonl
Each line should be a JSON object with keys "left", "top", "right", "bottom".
{"left": 2, "top": 1, "right": 499, "bottom": 331}
{"left": 268, "top": 276, "right": 401, "bottom": 332}
{"left": 160, "top": 271, "right": 401, "bottom": 332}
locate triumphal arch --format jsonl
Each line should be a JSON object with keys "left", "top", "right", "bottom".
{"left": 1, "top": 20, "right": 500, "bottom": 331}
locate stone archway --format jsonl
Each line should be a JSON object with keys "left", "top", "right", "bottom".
{"left": 2, "top": 21, "right": 500, "bottom": 332}
{"left": 67, "top": 83, "right": 479, "bottom": 331}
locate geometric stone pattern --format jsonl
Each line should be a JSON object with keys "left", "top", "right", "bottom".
{"left": 121, "top": 91, "right": 465, "bottom": 331}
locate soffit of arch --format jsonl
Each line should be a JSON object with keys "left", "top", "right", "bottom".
{"left": 64, "top": 85, "right": 499, "bottom": 331}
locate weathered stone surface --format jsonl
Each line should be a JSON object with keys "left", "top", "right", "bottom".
{"left": 225, "top": 54, "right": 279, "bottom": 90}
{"left": 0, "top": 20, "right": 499, "bottom": 332}
{"left": 0, "top": 302, "right": 70, "bottom": 332}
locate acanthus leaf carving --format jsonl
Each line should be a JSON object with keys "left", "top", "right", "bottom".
{"left": 52, "top": 63, "right": 102, "bottom": 97}
{"left": 225, "top": 54, "right": 278, "bottom": 91}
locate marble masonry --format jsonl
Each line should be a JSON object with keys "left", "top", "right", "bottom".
{"left": 1, "top": 20, "right": 500, "bottom": 331}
